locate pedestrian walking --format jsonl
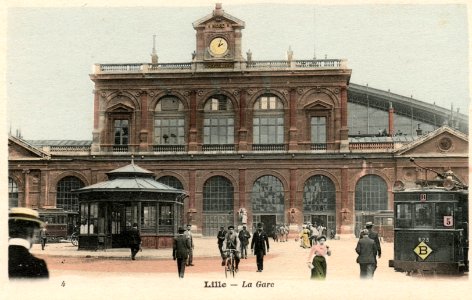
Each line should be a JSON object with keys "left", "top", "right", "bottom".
{"left": 365, "top": 221, "right": 381, "bottom": 267}
{"left": 39, "top": 224, "right": 47, "bottom": 250}
{"left": 251, "top": 222, "right": 270, "bottom": 272}
{"left": 128, "top": 223, "right": 142, "bottom": 260}
{"left": 8, "top": 207, "right": 49, "bottom": 279}
{"left": 222, "top": 225, "right": 241, "bottom": 271}
{"left": 173, "top": 227, "right": 191, "bottom": 278}
{"left": 309, "top": 223, "right": 319, "bottom": 247}
{"left": 355, "top": 229, "right": 378, "bottom": 279}
{"left": 306, "top": 235, "right": 331, "bottom": 280}
{"left": 299, "top": 224, "right": 310, "bottom": 248}
{"left": 217, "top": 226, "right": 227, "bottom": 259}
{"left": 184, "top": 224, "right": 194, "bottom": 266}
{"left": 238, "top": 225, "right": 251, "bottom": 259}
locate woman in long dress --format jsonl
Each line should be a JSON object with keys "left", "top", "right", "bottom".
{"left": 306, "top": 235, "right": 331, "bottom": 279}
{"left": 299, "top": 225, "right": 310, "bottom": 248}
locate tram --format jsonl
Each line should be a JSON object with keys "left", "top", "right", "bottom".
{"left": 37, "top": 209, "right": 79, "bottom": 242}
{"left": 389, "top": 168, "right": 469, "bottom": 275}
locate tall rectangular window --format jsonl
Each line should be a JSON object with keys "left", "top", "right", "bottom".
{"left": 141, "top": 202, "right": 157, "bottom": 231}
{"left": 253, "top": 117, "right": 284, "bottom": 144}
{"left": 311, "top": 117, "right": 326, "bottom": 143}
{"left": 114, "top": 119, "right": 129, "bottom": 145}
{"left": 203, "top": 117, "right": 234, "bottom": 144}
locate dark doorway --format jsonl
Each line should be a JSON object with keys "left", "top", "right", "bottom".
{"left": 260, "top": 215, "right": 277, "bottom": 237}
{"left": 312, "top": 215, "right": 328, "bottom": 236}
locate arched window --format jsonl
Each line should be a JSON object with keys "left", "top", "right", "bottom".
{"left": 203, "top": 95, "right": 234, "bottom": 145}
{"left": 156, "top": 175, "right": 184, "bottom": 190}
{"left": 203, "top": 176, "right": 234, "bottom": 212}
{"left": 9, "top": 177, "right": 18, "bottom": 208}
{"left": 253, "top": 94, "right": 284, "bottom": 145}
{"left": 355, "top": 175, "right": 388, "bottom": 211}
{"left": 252, "top": 175, "right": 284, "bottom": 213}
{"left": 303, "top": 175, "right": 335, "bottom": 212}
{"left": 56, "top": 176, "right": 85, "bottom": 212}
{"left": 202, "top": 176, "right": 234, "bottom": 236}
{"left": 154, "top": 96, "right": 185, "bottom": 145}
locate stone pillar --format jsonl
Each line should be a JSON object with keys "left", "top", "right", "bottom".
{"left": 288, "top": 88, "right": 298, "bottom": 151}
{"left": 139, "top": 92, "right": 149, "bottom": 152}
{"left": 238, "top": 90, "right": 248, "bottom": 151}
{"left": 340, "top": 86, "right": 349, "bottom": 152}
{"left": 339, "top": 166, "right": 354, "bottom": 237}
{"left": 239, "top": 169, "right": 246, "bottom": 208}
{"left": 188, "top": 91, "right": 198, "bottom": 152}
{"left": 22, "top": 169, "right": 30, "bottom": 207}
{"left": 187, "top": 169, "right": 197, "bottom": 230}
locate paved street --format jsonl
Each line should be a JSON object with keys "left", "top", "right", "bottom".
{"left": 5, "top": 236, "right": 470, "bottom": 300}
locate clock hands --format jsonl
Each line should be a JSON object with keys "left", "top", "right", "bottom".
{"left": 218, "top": 39, "right": 223, "bottom": 47}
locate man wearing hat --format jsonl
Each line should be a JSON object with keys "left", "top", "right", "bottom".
{"left": 365, "top": 222, "right": 381, "bottom": 264}
{"left": 217, "top": 226, "right": 227, "bottom": 259}
{"left": 238, "top": 225, "right": 251, "bottom": 259}
{"left": 356, "top": 229, "right": 378, "bottom": 279}
{"left": 184, "top": 224, "right": 194, "bottom": 266}
{"left": 128, "top": 222, "right": 142, "bottom": 260}
{"left": 222, "top": 225, "right": 241, "bottom": 270}
{"left": 173, "top": 227, "right": 191, "bottom": 278}
{"left": 8, "top": 207, "right": 49, "bottom": 279}
{"left": 251, "top": 223, "right": 270, "bottom": 272}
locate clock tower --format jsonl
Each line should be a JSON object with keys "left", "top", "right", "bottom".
{"left": 192, "top": 3, "right": 245, "bottom": 66}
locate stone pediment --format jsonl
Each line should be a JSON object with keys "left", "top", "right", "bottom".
{"left": 107, "top": 103, "right": 134, "bottom": 113}
{"left": 8, "top": 136, "right": 50, "bottom": 160}
{"left": 304, "top": 100, "right": 333, "bottom": 110}
{"left": 395, "top": 126, "right": 468, "bottom": 157}
{"left": 192, "top": 4, "right": 245, "bottom": 29}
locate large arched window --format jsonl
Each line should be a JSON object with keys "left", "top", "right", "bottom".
{"left": 253, "top": 94, "right": 284, "bottom": 145}
{"left": 303, "top": 175, "right": 335, "bottom": 212}
{"left": 154, "top": 96, "right": 185, "bottom": 145}
{"left": 203, "top": 176, "right": 234, "bottom": 212}
{"left": 202, "top": 176, "right": 234, "bottom": 236}
{"left": 9, "top": 177, "right": 18, "bottom": 208}
{"left": 156, "top": 175, "right": 184, "bottom": 190}
{"left": 56, "top": 176, "right": 85, "bottom": 212}
{"left": 203, "top": 95, "right": 234, "bottom": 145}
{"left": 355, "top": 175, "right": 388, "bottom": 211}
{"left": 252, "top": 175, "right": 284, "bottom": 213}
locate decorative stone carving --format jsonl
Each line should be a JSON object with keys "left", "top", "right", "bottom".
{"left": 297, "top": 88, "right": 304, "bottom": 95}
{"left": 197, "top": 90, "right": 204, "bottom": 97}
{"left": 247, "top": 89, "right": 255, "bottom": 95}
{"left": 334, "top": 87, "right": 340, "bottom": 94}
{"left": 232, "top": 89, "right": 240, "bottom": 96}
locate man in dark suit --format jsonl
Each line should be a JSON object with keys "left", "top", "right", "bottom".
{"left": 356, "top": 229, "right": 378, "bottom": 279}
{"left": 365, "top": 221, "right": 381, "bottom": 274}
{"left": 184, "top": 224, "right": 194, "bottom": 266}
{"left": 128, "top": 223, "right": 142, "bottom": 260}
{"left": 9, "top": 207, "right": 49, "bottom": 279}
{"left": 173, "top": 227, "right": 191, "bottom": 278}
{"left": 238, "top": 225, "right": 251, "bottom": 259}
{"left": 217, "top": 226, "right": 227, "bottom": 259}
{"left": 251, "top": 223, "right": 270, "bottom": 272}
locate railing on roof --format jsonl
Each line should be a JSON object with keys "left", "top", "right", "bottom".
{"left": 349, "top": 142, "right": 395, "bottom": 151}
{"left": 94, "top": 59, "right": 347, "bottom": 74}
{"left": 49, "top": 145, "right": 91, "bottom": 152}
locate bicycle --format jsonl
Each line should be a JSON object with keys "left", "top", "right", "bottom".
{"left": 224, "top": 249, "right": 237, "bottom": 278}
{"left": 70, "top": 231, "right": 79, "bottom": 246}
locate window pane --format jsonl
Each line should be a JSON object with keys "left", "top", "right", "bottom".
{"left": 252, "top": 175, "right": 285, "bottom": 213}
{"left": 355, "top": 175, "right": 387, "bottom": 211}
{"left": 203, "top": 176, "right": 234, "bottom": 212}
{"left": 396, "top": 204, "right": 412, "bottom": 228}
{"left": 302, "top": 175, "right": 336, "bottom": 212}
{"left": 415, "top": 203, "right": 433, "bottom": 227}
{"left": 57, "top": 176, "right": 84, "bottom": 212}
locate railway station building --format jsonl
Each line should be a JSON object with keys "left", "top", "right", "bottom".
{"left": 7, "top": 4, "right": 468, "bottom": 247}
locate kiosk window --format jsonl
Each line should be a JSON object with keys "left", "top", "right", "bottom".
{"left": 414, "top": 203, "right": 433, "bottom": 227}
{"left": 142, "top": 202, "right": 157, "bottom": 230}
{"left": 396, "top": 204, "right": 412, "bottom": 228}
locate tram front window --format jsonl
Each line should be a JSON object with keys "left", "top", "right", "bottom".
{"left": 414, "top": 203, "right": 433, "bottom": 228}
{"left": 396, "top": 204, "right": 412, "bottom": 228}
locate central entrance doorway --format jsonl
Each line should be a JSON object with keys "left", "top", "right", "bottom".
{"left": 260, "top": 215, "right": 277, "bottom": 237}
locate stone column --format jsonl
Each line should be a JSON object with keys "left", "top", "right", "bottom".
{"left": 238, "top": 90, "right": 248, "bottom": 151}
{"left": 339, "top": 166, "right": 354, "bottom": 237}
{"left": 139, "top": 91, "right": 149, "bottom": 152}
{"left": 339, "top": 86, "right": 349, "bottom": 152}
{"left": 188, "top": 91, "right": 198, "bottom": 152}
{"left": 22, "top": 169, "right": 30, "bottom": 207}
{"left": 288, "top": 88, "right": 298, "bottom": 150}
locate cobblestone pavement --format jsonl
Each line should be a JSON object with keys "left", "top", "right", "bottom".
{"left": 5, "top": 236, "right": 470, "bottom": 300}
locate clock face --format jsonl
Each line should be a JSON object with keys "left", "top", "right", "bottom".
{"left": 209, "top": 37, "right": 228, "bottom": 56}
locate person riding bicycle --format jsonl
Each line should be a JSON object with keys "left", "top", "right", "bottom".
{"left": 221, "top": 225, "right": 241, "bottom": 271}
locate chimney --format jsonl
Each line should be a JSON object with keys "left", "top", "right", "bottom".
{"left": 388, "top": 102, "right": 394, "bottom": 136}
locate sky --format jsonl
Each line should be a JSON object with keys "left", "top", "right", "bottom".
{"left": 4, "top": 1, "right": 470, "bottom": 140}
